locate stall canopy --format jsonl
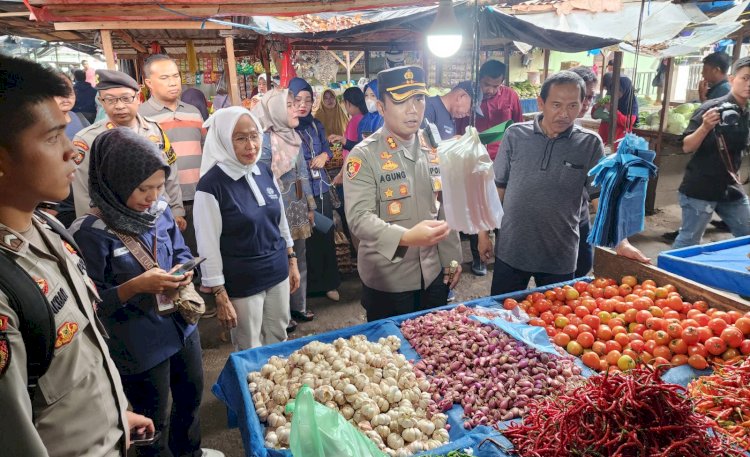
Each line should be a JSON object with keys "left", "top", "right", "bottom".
{"left": 240, "top": 4, "right": 620, "bottom": 51}
{"left": 504, "top": 0, "right": 748, "bottom": 56}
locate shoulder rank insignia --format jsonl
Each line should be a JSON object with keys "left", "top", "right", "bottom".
{"left": 35, "top": 277, "right": 49, "bottom": 295}
{"left": 387, "top": 200, "right": 402, "bottom": 216}
{"left": 0, "top": 315, "right": 9, "bottom": 378}
{"left": 381, "top": 160, "right": 399, "bottom": 171}
{"left": 346, "top": 157, "right": 362, "bottom": 180}
{"left": 0, "top": 229, "right": 23, "bottom": 252}
{"left": 380, "top": 151, "right": 393, "bottom": 160}
{"left": 55, "top": 322, "right": 79, "bottom": 349}
{"left": 105, "top": 122, "right": 116, "bottom": 130}
{"left": 386, "top": 137, "right": 398, "bottom": 150}
{"left": 384, "top": 187, "right": 394, "bottom": 198}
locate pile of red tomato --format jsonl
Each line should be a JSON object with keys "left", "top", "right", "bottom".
{"left": 503, "top": 276, "right": 750, "bottom": 373}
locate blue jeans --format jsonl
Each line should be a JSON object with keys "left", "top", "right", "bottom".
{"left": 673, "top": 192, "right": 750, "bottom": 249}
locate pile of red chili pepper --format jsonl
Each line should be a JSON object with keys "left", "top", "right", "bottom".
{"left": 503, "top": 367, "right": 743, "bottom": 457}
{"left": 688, "top": 359, "right": 750, "bottom": 450}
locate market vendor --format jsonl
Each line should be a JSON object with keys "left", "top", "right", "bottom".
{"left": 480, "top": 71, "right": 605, "bottom": 295}
{"left": 596, "top": 72, "right": 638, "bottom": 145}
{"left": 672, "top": 56, "right": 750, "bottom": 249}
{"left": 699, "top": 52, "right": 731, "bottom": 103}
{"left": 343, "top": 65, "right": 462, "bottom": 321}
{"left": 423, "top": 80, "right": 478, "bottom": 141}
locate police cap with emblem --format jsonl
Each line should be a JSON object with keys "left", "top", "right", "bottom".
{"left": 95, "top": 69, "right": 140, "bottom": 92}
{"left": 377, "top": 65, "right": 428, "bottom": 102}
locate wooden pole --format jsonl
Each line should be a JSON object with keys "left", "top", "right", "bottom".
{"left": 733, "top": 33, "right": 745, "bottom": 63}
{"left": 503, "top": 47, "right": 511, "bottom": 83}
{"left": 364, "top": 50, "right": 371, "bottom": 78}
{"left": 345, "top": 51, "right": 351, "bottom": 83}
{"left": 225, "top": 36, "right": 239, "bottom": 106}
{"left": 542, "top": 49, "right": 550, "bottom": 81}
{"left": 100, "top": 30, "right": 116, "bottom": 70}
{"left": 646, "top": 57, "right": 673, "bottom": 214}
{"left": 608, "top": 51, "right": 623, "bottom": 147}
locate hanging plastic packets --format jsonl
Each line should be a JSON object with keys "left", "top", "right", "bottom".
{"left": 587, "top": 133, "right": 658, "bottom": 247}
{"left": 438, "top": 126, "right": 504, "bottom": 234}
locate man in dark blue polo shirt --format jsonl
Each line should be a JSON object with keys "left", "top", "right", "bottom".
{"left": 423, "top": 81, "right": 478, "bottom": 141}
{"left": 479, "top": 71, "right": 604, "bottom": 295}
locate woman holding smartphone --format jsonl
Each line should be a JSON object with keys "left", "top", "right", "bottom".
{"left": 70, "top": 128, "right": 219, "bottom": 457}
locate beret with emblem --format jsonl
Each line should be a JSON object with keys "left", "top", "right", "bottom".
{"left": 95, "top": 69, "right": 139, "bottom": 92}
{"left": 377, "top": 65, "right": 428, "bottom": 102}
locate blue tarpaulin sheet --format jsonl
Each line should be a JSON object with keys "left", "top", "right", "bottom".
{"left": 658, "top": 235, "right": 750, "bottom": 297}
{"left": 212, "top": 278, "right": 721, "bottom": 457}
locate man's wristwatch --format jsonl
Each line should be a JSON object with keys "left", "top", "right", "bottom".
{"left": 288, "top": 252, "right": 297, "bottom": 259}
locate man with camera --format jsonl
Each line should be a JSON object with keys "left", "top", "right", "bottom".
{"left": 673, "top": 57, "right": 750, "bottom": 249}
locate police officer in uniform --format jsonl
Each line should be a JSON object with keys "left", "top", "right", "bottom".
{"left": 344, "top": 66, "right": 462, "bottom": 321}
{"left": 0, "top": 55, "right": 153, "bottom": 457}
{"left": 71, "top": 70, "right": 185, "bottom": 229}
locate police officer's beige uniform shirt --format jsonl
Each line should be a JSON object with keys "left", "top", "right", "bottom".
{"left": 0, "top": 216, "right": 128, "bottom": 457}
{"left": 72, "top": 114, "right": 183, "bottom": 218}
{"left": 344, "top": 127, "right": 461, "bottom": 293}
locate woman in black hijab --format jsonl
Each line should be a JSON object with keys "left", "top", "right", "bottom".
{"left": 70, "top": 128, "right": 219, "bottom": 457}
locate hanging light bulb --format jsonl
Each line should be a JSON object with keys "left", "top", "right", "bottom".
{"left": 426, "top": 0, "right": 463, "bottom": 58}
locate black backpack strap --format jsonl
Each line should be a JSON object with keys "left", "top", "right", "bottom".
{"left": 34, "top": 210, "right": 82, "bottom": 253}
{"left": 0, "top": 251, "right": 56, "bottom": 394}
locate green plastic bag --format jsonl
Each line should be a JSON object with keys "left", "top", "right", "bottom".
{"left": 477, "top": 120, "right": 512, "bottom": 145}
{"left": 287, "top": 385, "right": 387, "bottom": 457}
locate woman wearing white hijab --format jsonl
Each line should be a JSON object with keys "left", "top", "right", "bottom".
{"left": 193, "top": 107, "right": 300, "bottom": 350}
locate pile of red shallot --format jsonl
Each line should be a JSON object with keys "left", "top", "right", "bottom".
{"left": 401, "top": 305, "right": 584, "bottom": 428}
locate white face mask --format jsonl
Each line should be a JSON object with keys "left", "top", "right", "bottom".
{"left": 366, "top": 99, "right": 378, "bottom": 113}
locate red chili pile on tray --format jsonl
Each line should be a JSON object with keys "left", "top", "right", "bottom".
{"left": 689, "top": 359, "right": 750, "bottom": 450}
{"left": 504, "top": 367, "right": 744, "bottom": 457}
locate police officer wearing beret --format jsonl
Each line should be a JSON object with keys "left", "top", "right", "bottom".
{"left": 344, "top": 66, "right": 462, "bottom": 321}
{"left": 72, "top": 70, "right": 186, "bottom": 230}
{"left": 0, "top": 55, "right": 154, "bottom": 457}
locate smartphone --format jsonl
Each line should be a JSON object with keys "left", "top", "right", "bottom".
{"left": 171, "top": 257, "right": 205, "bottom": 276}
{"left": 131, "top": 430, "right": 161, "bottom": 446}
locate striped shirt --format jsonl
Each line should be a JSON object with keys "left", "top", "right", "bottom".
{"left": 139, "top": 98, "right": 205, "bottom": 201}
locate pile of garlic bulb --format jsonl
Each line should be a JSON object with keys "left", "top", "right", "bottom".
{"left": 248, "top": 335, "right": 450, "bottom": 456}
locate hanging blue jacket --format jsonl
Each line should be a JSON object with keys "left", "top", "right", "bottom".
{"left": 70, "top": 205, "right": 196, "bottom": 375}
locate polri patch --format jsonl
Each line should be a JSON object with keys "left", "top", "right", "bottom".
{"left": 54, "top": 322, "right": 78, "bottom": 349}
{"left": 0, "top": 334, "right": 10, "bottom": 378}
{"left": 346, "top": 157, "right": 362, "bottom": 180}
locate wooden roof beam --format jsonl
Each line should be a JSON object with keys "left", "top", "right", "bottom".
{"left": 54, "top": 21, "right": 231, "bottom": 31}
{"left": 114, "top": 30, "right": 147, "bottom": 53}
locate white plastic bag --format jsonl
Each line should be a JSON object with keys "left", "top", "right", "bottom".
{"left": 438, "top": 126, "right": 503, "bottom": 233}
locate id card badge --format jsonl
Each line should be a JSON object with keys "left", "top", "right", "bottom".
{"left": 157, "top": 294, "right": 177, "bottom": 315}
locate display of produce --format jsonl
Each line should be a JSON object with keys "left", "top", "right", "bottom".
{"left": 689, "top": 359, "right": 750, "bottom": 450}
{"left": 508, "top": 276, "right": 750, "bottom": 372}
{"left": 640, "top": 102, "right": 699, "bottom": 133}
{"left": 247, "top": 335, "right": 450, "bottom": 456}
{"left": 401, "top": 305, "right": 584, "bottom": 429}
{"left": 509, "top": 81, "right": 540, "bottom": 99}
{"left": 503, "top": 367, "right": 744, "bottom": 456}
